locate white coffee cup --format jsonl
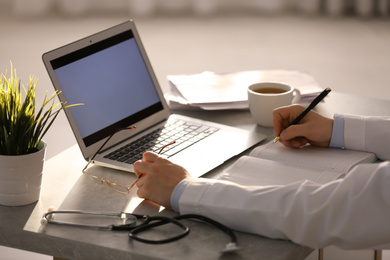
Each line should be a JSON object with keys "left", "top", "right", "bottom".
{"left": 247, "top": 82, "right": 301, "bottom": 127}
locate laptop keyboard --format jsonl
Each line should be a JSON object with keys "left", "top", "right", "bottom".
{"left": 103, "top": 120, "right": 219, "bottom": 165}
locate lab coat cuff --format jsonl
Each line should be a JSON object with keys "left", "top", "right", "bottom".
{"left": 344, "top": 115, "right": 366, "bottom": 151}
{"left": 178, "top": 178, "right": 219, "bottom": 215}
{"left": 329, "top": 114, "right": 345, "bottom": 148}
{"left": 171, "top": 178, "right": 192, "bottom": 213}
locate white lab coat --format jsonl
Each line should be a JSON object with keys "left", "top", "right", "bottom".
{"left": 178, "top": 115, "right": 390, "bottom": 249}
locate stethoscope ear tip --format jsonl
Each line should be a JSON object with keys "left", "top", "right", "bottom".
{"left": 41, "top": 206, "right": 57, "bottom": 225}
{"left": 41, "top": 217, "right": 48, "bottom": 225}
{"left": 219, "top": 242, "right": 241, "bottom": 254}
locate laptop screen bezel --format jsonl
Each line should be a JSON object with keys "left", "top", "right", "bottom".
{"left": 42, "top": 20, "right": 171, "bottom": 160}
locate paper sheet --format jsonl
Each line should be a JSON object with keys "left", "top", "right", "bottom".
{"left": 167, "top": 70, "right": 323, "bottom": 110}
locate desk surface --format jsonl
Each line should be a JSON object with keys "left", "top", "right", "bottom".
{"left": 1, "top": 92, "right": 389, "bottom": 260}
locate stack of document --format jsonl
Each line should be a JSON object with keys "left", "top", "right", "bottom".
{"left": 166, "top": 70, "right": 324, "bottom": 110}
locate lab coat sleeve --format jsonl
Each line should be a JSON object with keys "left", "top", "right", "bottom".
{"left": 179, "top": 163, "right": 390, "bottom": 249}
{"left": 344, "top": 115, "right": 390, "bottom": 161}
{"left": 178, "top": 116, "right": 390, "bottom": 249}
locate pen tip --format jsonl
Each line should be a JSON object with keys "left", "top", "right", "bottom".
{"left": 273, "top": 136, "right": 280, "bottom": 143}
{"left": 326, "top": 87, "right": 331, "bottom": 91}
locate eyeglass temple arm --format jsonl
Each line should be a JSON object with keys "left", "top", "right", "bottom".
{"left": 82, "top": 126, "right": 136, "bottom": 172}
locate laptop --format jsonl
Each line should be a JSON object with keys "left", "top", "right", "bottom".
{"left": 42, "top": 20, "right": 266, "bottom": 177}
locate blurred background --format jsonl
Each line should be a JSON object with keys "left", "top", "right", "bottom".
{"left": 4, "top": 0, "right": 390, "bottom": 17}
{"left": 1, "top": 0, "right": 390, "bottom": 259}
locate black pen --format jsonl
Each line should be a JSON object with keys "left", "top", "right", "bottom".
{"left": 273, "top": 87, "right": 331, "bottom": 143}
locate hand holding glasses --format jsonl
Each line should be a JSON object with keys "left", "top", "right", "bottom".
{"left": 82, "top": 126, "right": 175, "bottom": 194}
{"left": 45, "top": 127, "right": 240, "bottom": 253}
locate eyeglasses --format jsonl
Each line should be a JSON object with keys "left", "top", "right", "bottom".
{"left": 82, "top": 126, "right": 175, "bottom": 194}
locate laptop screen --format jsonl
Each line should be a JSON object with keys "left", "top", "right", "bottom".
{"left": 50, "top": 30, "right": 163, "bottom": 147}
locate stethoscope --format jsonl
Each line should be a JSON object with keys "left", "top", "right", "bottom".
{"left": 41, "top": 209, "right": 240, "bottom": 254}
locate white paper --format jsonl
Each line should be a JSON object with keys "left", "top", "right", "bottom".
{"left": 167, "top": 70, "right": 324, "bottom": 110}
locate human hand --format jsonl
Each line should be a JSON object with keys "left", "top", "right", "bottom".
{"left": 273, "top": 104, "right": 334, "bottom": 148}
{"left": 133, "top": 152, "right": 191, "bottom": 209}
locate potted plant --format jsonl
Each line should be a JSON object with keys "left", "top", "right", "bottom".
{"left": 0, "top": 63, "right": 78, "bottom": 206}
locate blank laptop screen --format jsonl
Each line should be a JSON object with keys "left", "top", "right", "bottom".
{"left": 51, "top": 30, "right": 163, "bottom": 147}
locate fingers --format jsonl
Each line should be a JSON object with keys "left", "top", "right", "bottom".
{"left": 279, "top": 124, "right": 308, "bottom": 142}
{"left": 135, "top": 175, "right": 147, "bottom": 195}
{"left": 133, "top": 160, "right": 151, "bottom": 196}
{"left": 133, "top": 161, "right": 144, "bottom": 178}
{"left": 133, "top": 152, "right": 191, "bottom": 209}
{"left": 276, "top": 111, "right": 333, "bottom": 148}
{"left": 133, "top": 152, "right": 159, "bottom": 178}
{"left": 142, "top": 151, "right": 159, "bottom": 162}
{"left": 273, "top": 104, "right": 333, "bottom": 148}
{"left": 280, "top": 135, "right": 309, "bottom": 148}
{"left": 273, "top": 105, "right": 306, "bottom": 136}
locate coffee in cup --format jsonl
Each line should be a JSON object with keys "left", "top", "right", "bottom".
{"left": 247, "top": 82, "right": 301, "bottom": 127}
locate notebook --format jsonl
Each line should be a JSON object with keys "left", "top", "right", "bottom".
{"left": 218, "top": 141, "right": 377, "bottom": 185}
{"left": 42, "top": 20, "right": 266, "bottom": 177}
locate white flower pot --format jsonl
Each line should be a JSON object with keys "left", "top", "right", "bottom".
{"left": 0, "top": 141, "right": 46, "bottom": 206}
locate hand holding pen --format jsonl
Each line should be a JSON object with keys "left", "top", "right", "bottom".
{"left": 272, "top": 88, "right": 333, "bottom": 148}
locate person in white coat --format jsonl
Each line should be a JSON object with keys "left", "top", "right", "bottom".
{"left": 133, "top": 104, "right": 390, "bottom": 249}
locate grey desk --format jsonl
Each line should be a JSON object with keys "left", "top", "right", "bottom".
{"left": 0, "top": 92, "right": 389, "bottom": 260}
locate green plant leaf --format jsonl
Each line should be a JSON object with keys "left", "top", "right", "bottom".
{"left": 0, "top": 62, "right": 82, "bottom": 155}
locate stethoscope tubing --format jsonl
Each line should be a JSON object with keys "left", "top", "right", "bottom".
{"left": 41, "top": 210, "right": 238, "bottom": 250}
{"left": 175, "top": 214, "right": 238, "bottom": 244}
{"left": 128, "top": 216, "right": 190, "bottom": 244}
{"left": 42, "top": 210, "right": 139, "bottom": 230}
